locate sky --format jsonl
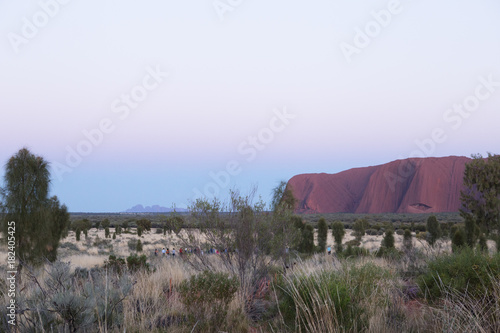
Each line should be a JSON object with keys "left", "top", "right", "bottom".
{"left": 1, "top": 0, "right": 499, "bottom": 212}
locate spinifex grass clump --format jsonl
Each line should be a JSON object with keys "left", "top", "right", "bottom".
{"left": 178, "top": 270, "right": 239, "bottom": 333}
{"left": 276, "top": 262, "right": 392, "bottom": 333}
{"left": 418, "top": 248, "right": 500, "bottom": 301}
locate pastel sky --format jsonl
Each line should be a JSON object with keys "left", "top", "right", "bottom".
{"left": 1, "top": 0, "right": 499, "bottom": 212}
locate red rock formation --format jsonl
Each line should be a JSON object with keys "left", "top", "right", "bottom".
{"left": 288, "top": 156, "right": 471, "bottom": 214}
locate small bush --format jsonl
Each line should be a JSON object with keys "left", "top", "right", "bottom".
{"left": 341, "top": 245, "right": 368, "bottom": 258}
{"left": 126, "top": 253, "right": 150, "bottom": 272}
{"left": 104, "top": 255, "right": 126, "bottom": 274}
{"left": 127, "top": 239, "right": 137, "bottom": 251}
{"left": 277, "top": 271, "right": 361, "bottom": 332}
{"left": 418, "top": 248, "right": 500, "bottom": 301}
{"left": 179, "top": 271, "right": 239, "bottom": 333}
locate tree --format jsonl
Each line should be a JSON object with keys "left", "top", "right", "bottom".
{"left": 452, "top": 227, "right": 466, "bottom": 253}
{"left": 105, "top": 227, "right": 110, "bottom": 238}
{"left": 426, "top": 215, "right": 442, "bottom": 247}
{"left": 1, "top": 148, "right": 69, "bottom": 266}
{"left": 460, "top": 153, "right": 500, "bottom": 250}
{"left": 94, "top": 221, "right": 100, "bottom": 230}
{"left": 382, "top": 230, "right": 395, "bottom": 249}
{"left": 298, "top": 224, "right": 315, "bottom": 254}
{"left": 136, "top": 218, "right": 152, "bottom": 232}
{"left": 317, "top": 218, "right": 328, "bottom": 253}
{"left": 352, "top": 218, "right": 368, "bottom": 242}
{"left": 101, "top": 218, "right": 110, "bottom": 229}
{"left": 403, "top": 229, "right": 413, "bottom": 251}
{"left": 331, "top": 221, "right": 345, "bottom": 252}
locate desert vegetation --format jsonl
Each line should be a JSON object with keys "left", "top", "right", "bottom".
{"left": 1, "top": 150, "right": 499, "bottom": 332}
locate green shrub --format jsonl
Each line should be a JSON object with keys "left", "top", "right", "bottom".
{"left": 277, "top": 271, "right": 360, "bottom": 332}
{"left": 179, "top": 271, "right": 239, "bottom": 333}
{"left": 136, "top": 239, "right": 143, "bottom": 252}
{"left": 127, "top": 239, "right": 137, "bottom": 251}
{"left": 126, "top": 253, "right": 150, "bottom": 272}
{"left": 105, "top": 227, "right": 110, "bottom": 238}
{"left": 104, "top": 255, "right": 126, "bottom": 274}
{"left": 341, "top": 245, "right": 368, "bottom": 258}
{"left": 418, "top": 248, "right": 500, "bottom": 301}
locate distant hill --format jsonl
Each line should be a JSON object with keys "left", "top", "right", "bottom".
{"left": 124, "top": 204, "right": 188, "bottom": 213}
{"left": 288, "top": 156, "right": 471, "bottom": 214}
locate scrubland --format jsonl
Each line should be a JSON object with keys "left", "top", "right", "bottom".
{"left": 1, "top": 227, "right": 499, "bottom": 332}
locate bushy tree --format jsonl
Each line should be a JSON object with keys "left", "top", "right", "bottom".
{"left": 382, "top": 230, "right": 395, "bottom": 249}
{"left": 426, "top": 215, "right": 442, "bottom": 247}
{"left": 352, "top": 218, "right": 368, "bottom": 242}
{"left": 317, "top": 218, "right": 328, "bottom": 253}
{"left": 105, "top": 227, "right": 110, "bottom": 238}
{"left": 452, "top": 227, "right": 466, "bottom": 253}
{"left": 137, "top": 226, "right": 142, "bottom": 237}
{"left": 1, "top": 148, "right": 69, "bottom": 266}
{"left": 101, "top": 218, "right": 110, "bottom": 229}
{"left": 403, "top": 229, "right": 413, "bottom": 251}
{"left": 331, "top": 221, "right": 345, "bottom": 252}
{"left": 299, "top": 224, "right": 315, "bottom": 254}
{"left": 136, "top": 218, "right": 152, "bottom": 232}
{"left": 460, "top": 153, "right": 500, "bottom": 250}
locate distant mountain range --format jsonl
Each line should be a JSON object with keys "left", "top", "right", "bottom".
{"left": 288, "top": 156, "right": 471, "bottom": 214}
{"left": 124, "top": 204, "right": 188, "bottom": 213}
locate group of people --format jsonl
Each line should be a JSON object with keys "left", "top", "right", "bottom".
{"left": 153, "top": 247, "right": 228, "bottom": 257}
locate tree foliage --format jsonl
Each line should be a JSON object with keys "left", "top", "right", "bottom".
{"left": 352, "top": 218, "right": 369, "bottom": 242}
{"left": 1, "top": 148, "right": 70, "bottom": 265}
{"left": 317, "top": 218, "right": 328, "bottom": 253}
{"left": 331, "top": 221, "right": 345, "bottom": 252}
{"left": 460, "top": 153, "right": 500, "bottom": 249}
{"left": 426, "top": 215, "right": 442, "bottom": 247}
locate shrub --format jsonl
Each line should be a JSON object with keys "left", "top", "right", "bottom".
{"left": 418, "top": 248, "right": 500, "bottom": 301}
{"left": 331, "top": 221, "right": 345, "bottom": 252}
{"left": 127, "top": 239, "right": 137, "bottom": 251}
{"left": 341, "top": 245, "right": 368, "bottom": 258}
{"left": 403, "top": 229, "right": 413, "bottom": 251}
{"left": 277, "top": 271, "right": 360, "bottom": 332}
{"left": 452, "top": 227, "right": 466, "bottom": 252}
{"left": 105, "top": 227, "right": 110, "bottom": 238}
{"left": 136, "top": 218, "right": 152, "bottom": 232}
{"left": 395, "top": 229, "right": 404, "bottom": 236}
{"left": 137, "top": 227, "right": 143, "bottom": 237}
{"left": 126, "top": 253, "right": 150, "bottom": 272}
{"left": 101, "top": 219, "right": 110, "bottom": 229}
{"left": 317, "top": 218, "right": 328, "bottom": 252}
{"left": 382, "top": 230, "right": 395, "bottom": 249}
{"left": 426, "top": 215, "right": 442, "bottom": 247}
{"left": 136, "top": 239, "right": 143, "bottom": 252}
{"left": 365, "top": 228, "right": 378, "bottom": 236}
{"left": 104, "top": 255, "right": 126, "bottom": 274}
{"left": 75, "top": 228, "right": 81, "bottom": 241}
{"left": 179, "top": 271, "right": 239, "bottom": 333}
